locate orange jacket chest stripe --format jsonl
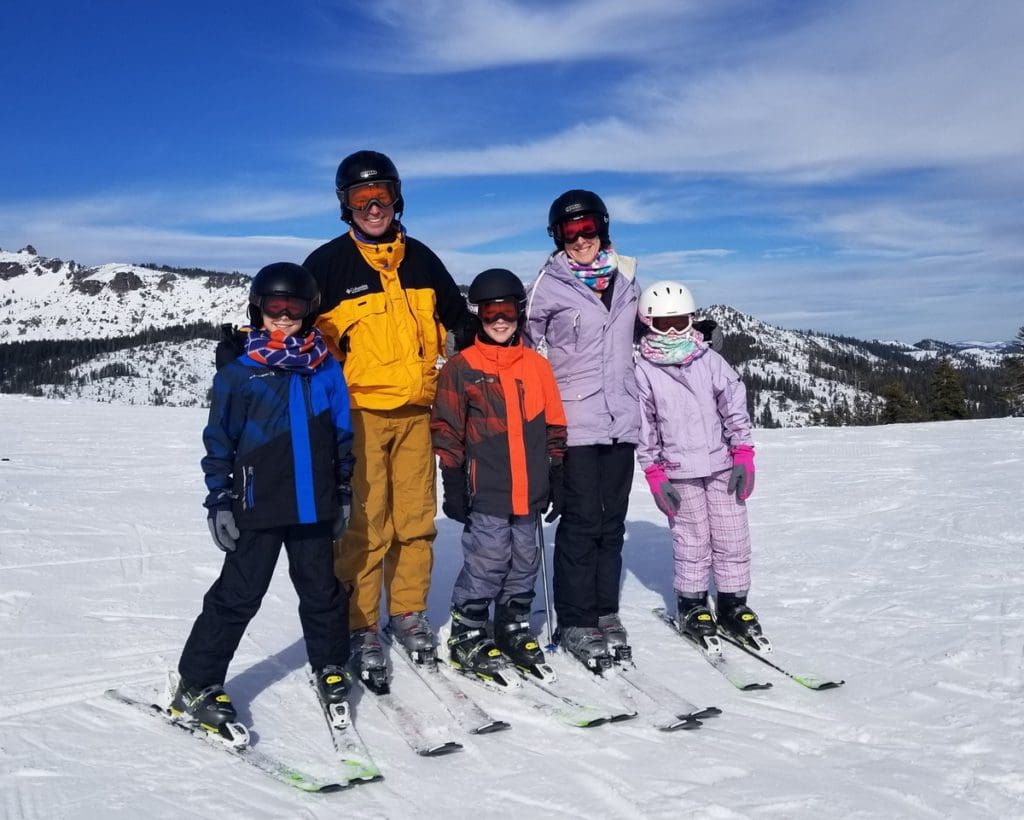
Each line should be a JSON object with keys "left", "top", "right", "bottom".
{"left": 462, "top": 345, "right": 532, "bottom": 516}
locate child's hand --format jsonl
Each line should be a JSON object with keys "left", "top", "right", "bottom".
{"left": 728, "top": 445, "right": 755, "bottom": 501}
{"left": 207, "top": 509, "right": 239, "bottom": 552}
{"left": 440, "top": 466, "right": 469, "bottom": 525}
{"left": 544, "top": 462, "right": 565, "bottom": 523}
{"left": 644, "top": 464, "right": 681, "bottom": 520}
{"left": 334, "top": 484, "right": 352, "bottom": 539}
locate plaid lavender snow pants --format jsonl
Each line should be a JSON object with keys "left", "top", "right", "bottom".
{"left": 670, "top": 469, "right": 751, "bottom": 595}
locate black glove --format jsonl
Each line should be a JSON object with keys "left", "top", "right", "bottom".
{"left": 693, "top": 319, "right": 724, "bottom": 353}
{"left": 207, "top": 508, "right": 239, "bottom": 552}
{"left": 333, "top": 483, "right": 352, "bottom": 539}
{"left": 440, "top": 466, "right": 469, "bottom": 524}
{"left": 544, "top": 463, "right": 565, "bottom": 523}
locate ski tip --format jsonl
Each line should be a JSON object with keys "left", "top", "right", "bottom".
{"left": 797, "top": 677, "right": 845, "bottom": 690}
{"left": 418, "top": 741, "right": 464, "bottom": 756}
{"left": 471, "top": 719, "right": 512, "bottom": 735}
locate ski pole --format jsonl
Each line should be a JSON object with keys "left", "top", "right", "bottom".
{"left": 536, "top": 515, "right": 556, "bottom": 650}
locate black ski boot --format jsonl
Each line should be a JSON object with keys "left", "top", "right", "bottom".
{"left": 448, "top": 601, "right": 519, "bottom": 689}
{"left": 715, "top": 593, "right": 770, "bottom": 652}
{"left": 677, "top": 593, "right": 720, "bottom": 651}
{"left": 170, "top": 679, "right": 248, "bottom": 746}
{"left": 314, "top": 665, "right": 353, "bottom": 729}
{"left": 350, "top": 627, "right": 389, "bottom": 695}
{"left": 494, "top": 597, "right": 554, "bottom": 681}
{"left": 598, "top": 612, "right": 632, "bottom": 663}
{"left": 556, "top": 625, "right": 613, "bottom": 673}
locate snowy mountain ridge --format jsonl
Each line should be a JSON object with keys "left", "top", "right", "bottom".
{"left": 0, "top": 246, "right": 1012, "bottom": 424}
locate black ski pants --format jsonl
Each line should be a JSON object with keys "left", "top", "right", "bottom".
{"left": 178, "top": 521, "right": 349, "bottom": 688}
{"left": 553, "top": 442, "right": 635, "bottom": 628}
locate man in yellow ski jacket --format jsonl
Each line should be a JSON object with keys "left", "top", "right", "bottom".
{"left": 304, "top": 150, "right": 472, "bottom": 688}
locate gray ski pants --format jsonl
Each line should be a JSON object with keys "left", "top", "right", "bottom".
{"left": 452, "top": 511, "right": 540, "bottom": 606}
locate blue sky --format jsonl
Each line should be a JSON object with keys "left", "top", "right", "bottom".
{"left": 2, "top": 0, "right": 1022, "bottom": 343}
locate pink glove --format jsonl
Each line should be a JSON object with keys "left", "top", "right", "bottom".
{"left": 644, "top": 464, "right": 681, "bottom": 520}
{"left": 728, "top": 445, "right": 755, "bottom": 501}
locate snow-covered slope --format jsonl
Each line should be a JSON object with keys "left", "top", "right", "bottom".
{"left": 0, "top": 247, "right": 248, "bottom": 342}
{"left": 2, "top": 394, "right": 1022, "bottom": 818}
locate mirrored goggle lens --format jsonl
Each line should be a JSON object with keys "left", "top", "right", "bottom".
{"left": 345, "top": 181, "right": 398, "bottom": 211}
{"left": 560, "top": 215, "right": 600, "bottom": 244}
{"left": 651, "top": 314, "right": 693, "bottom": 333}
{"left": 262, "top": 295, "right": 312, "bottom": 319}
{"left": 479, "top": 302, "right": 519, "bottom": 324}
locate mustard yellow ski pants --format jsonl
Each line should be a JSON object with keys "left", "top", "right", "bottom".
{"left": 335, "top": 405, "right": 437, "bottom": 630}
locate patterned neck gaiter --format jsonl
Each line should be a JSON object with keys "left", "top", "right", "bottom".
{"left": 246, "top": 327, "right": 330, "bottom": 375}
{"left": 566, "top": 248, "right": 617, "bottom": 291}
{"left": 639, "top": 328, "right": 704, "bottom": 366}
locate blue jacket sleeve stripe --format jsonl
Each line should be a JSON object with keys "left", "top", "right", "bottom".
{"left": 289, "top": 376, "right": 317, "bottom": 523}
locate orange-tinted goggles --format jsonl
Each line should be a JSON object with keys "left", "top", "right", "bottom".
{"left": 560, "top": 214, "right": 600, "bottom": 244}
{"left": 478, "top": 301, "right": 519, "bottom": 324}
{"left": 344, "top": 180, "right": 399, "bottom": 211}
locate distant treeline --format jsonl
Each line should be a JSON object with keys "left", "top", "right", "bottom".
{"left": 136, "top": 262, "right": 246, "bottom": 278}
{"left": 0, "top": 323, "right": 221, "bottom": 395}
{"left": 719, "top": 329, "right": 1005, "bottom": 426}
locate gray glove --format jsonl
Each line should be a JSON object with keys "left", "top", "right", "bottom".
{"left": 207, "top": 509, "right": 239, "bottom": 553}
{"left": 333, "top": 484, "right": 352, "bottom": 539}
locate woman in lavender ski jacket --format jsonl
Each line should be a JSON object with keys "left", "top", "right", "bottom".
{"left": 522, "top": 189, "right": 640, "bottom": 670}
{"left": 635, "top": 280, "right": 764, "bottom": 647}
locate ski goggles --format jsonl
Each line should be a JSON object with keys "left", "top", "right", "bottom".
{"left": 477, "top": 301, "right": 520, "bottom": 324}
{"left": 559, "top": 214, "right": 601, "bottom": 244}
{"left": 260, "top": 295, "right": 315, "bottom": 320}
{"left": 651, "top": 314, "right": 694, "bottom": 334}
{"left": 343, "top": 180, "right": 400, "bottom": 212}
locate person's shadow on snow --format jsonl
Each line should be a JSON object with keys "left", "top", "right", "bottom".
{"left": 621, "top": 517, "right": 683, "bottom": 613}
{"left": 225, "top": 516, "right": 471, "bottom": 723}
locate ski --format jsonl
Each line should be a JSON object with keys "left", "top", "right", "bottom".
{"left": 542, "top": 652, "right": 638, "bottom": 722}
{"left": 104, "top": 689, "right": 347, "bottom": 793}
{"left": 653, "top": 607, "right": 773, "bottom": 691}
{"left": 306, "top": 676, "right": 384, "bottom": 785}
{"left": 521, "top": 656, "right": 640, "bottom": 724}
{"left": 385, "top": 634, "right": 511, "bottom": 735}
{"left": 436, "top": 655, "right": 610, "bottom": 728}
{"left": 608, "top": 662, "right": 721, "bottom": 725}
{"left": 716, "top": 631, "right": 845, "bottom": 690}
{"left": 604, "top": 672, "right": 700, "bottom": 731}
{"left": 359, "top": 676, "right": 463, "bottom": 756}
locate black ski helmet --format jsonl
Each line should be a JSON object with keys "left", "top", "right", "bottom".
{"left": 335, "top": 150, "right": 403, "bottom": 224}
{"left": 467, "top": 268, "right": 526, "bottom": 306}
{"left": 247, "top": 262, "right": 321, "bottom": 331}
{"left": 547, "top": 189, "right": 610, "bottom": 249}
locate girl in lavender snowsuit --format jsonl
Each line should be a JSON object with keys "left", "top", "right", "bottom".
{"left": 635, "top": 280, "right": 764, "bottom": 645}
{"left": 523, "top": 190, "right": 641, "bottom": 670}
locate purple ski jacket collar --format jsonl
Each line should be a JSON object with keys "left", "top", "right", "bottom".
{"left": 523, "top": 251, "right": 641, "bottom": 447}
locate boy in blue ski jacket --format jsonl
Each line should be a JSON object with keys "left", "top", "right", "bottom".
{"left": 173, "top": 262, "right": 354, "bottom": 737}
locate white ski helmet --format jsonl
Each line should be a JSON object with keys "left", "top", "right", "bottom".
{"left": 638, "top": 280, "right": 696, "bottom": 330}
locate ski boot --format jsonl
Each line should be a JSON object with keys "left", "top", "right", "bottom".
{"left": 350, "top": 627, "right": 390, "bottom": 695}
{"left": 448, "top": 602, "right": 520, "bottom": 689}
{"left": 314, "top": 664, "right": 353, "bottom": 729}
{"left": 715, "top": 593, "right": 771, "bottom": 653}
{"left": 597, "top": 612, "right": 632, "bottom": 663}
{"left": 169, "top": 679, "right": 249, "bottom": 748}
{"left": 388, "top": 610, "right": 438, "bottom": 666}
{"left": 557, "top": 625, "right": 613, "bottom": 673}
{"left": 494, "top": 598, "right": 555, "bottom": 682}
{"left": 676, "top": 594, "right": 722, "bottom": 654}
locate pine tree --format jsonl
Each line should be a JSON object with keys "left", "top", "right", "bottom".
{"left": 999, "top": 325, "right": 1024, "bottom": 416}
{"left": 880, "top": 381, "right": 921, "bottom": 423}
{"left": 928, "top": 358, "right": 968, "bottom": 420}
